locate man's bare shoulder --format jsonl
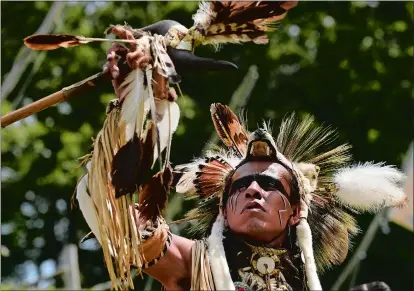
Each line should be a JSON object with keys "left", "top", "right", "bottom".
{"left": 144, "top": 234, "right": 195, "bottom": 290}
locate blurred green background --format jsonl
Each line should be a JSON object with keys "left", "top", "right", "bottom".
{"left": 1, "top": 1, "right": 413, "bottom": 290}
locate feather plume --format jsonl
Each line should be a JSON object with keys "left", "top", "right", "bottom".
{"left": 210, "top": 103, "right": 248, "bottom": 157}
{"left": 192, "top": 1, "right": 297, "bottom": 48}
{"left": 185, "top": 194, "right": 220, "bottom": 238}
{"left": 277, "top": 113, "right": 352, "bottom": 188}
{"left": 276, "top": 113, "right": 359, "bottom": 271}
{"left": 333, "top": 162, "right": 407, "bottom": 212}
{"left": 308, "top": 200, "right": 358, "bottom": 272}
{"left": 138, "top": 165, "right": 173, "bottom": 221}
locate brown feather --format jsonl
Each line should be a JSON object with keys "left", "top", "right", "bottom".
{"left": 111, "top": 133, "right": 143, "bottom": 198}
{"left": 138, "top": 164, "right": 173, "bottom": 221}
{"left": 23, "top": 34, "right": 90, "bottom": 50}
{"left": 210, "top": 103, "right": 248, "bottom": 157}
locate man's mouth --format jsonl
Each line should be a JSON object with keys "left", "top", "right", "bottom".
{"left": 241, "top": 201, "right": 265, "bottom": 214}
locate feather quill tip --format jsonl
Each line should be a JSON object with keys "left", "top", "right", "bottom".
{"left": 333, "top": 162, "right": 408, "bottom": 212}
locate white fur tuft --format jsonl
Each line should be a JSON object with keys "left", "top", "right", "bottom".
{"left": 333, "top": 162, "right": 407, "bottom": 212}
{"left": 192, "top": 1, "right": 215, "bottom": 29}
{"left": 206, "top": 214, "right": 235, "bottom": 290}
{"left": 296, "top": 218, "right": 322, "bottom": 290}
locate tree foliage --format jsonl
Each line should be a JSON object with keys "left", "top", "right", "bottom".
{"left": 1, "top": 1, "right": 413, "bottom": 290}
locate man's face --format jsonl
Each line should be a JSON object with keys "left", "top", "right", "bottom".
{"left": 224, "top": 161, "right": 299, "bottom": 244}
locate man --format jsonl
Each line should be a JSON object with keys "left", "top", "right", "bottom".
{"left": 77, "top": 25, "right": 407, "bottom": 291}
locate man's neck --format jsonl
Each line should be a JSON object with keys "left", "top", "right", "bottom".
{"left": 239, "top": 228, "right": 289, "bottom": 249}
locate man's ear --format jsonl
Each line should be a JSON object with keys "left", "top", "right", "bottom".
{"left": 288, "top": 204, "right": 301, "bottom": 226}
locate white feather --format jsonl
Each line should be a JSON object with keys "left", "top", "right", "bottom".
{"left": 333, "top": 162, "right": 407, "bottom": 212}
{"left": 153, "top": 100, "right": 180, "bottom": 164}
{"left": 76, "top": 168, "right": 102, "bottom": 245}
{"left": 119, "top": 69, "right": 149, "bottom": 141}
{"left": 206, "top": 214, "right": 235, "bottom": 290}
{"left": 296, "top": 218, "right": 322, "bottom": 291}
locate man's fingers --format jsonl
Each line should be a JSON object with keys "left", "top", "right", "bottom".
{"left": 107, "top": 43, "right": 129, "bottom": 80}
{"left": 126, "top": 50, "right": 151, "bottom": 70}
{"left": 107, "top": 50, "right": 120, "bottom": 79}
{"left": 168, "top": 87, "right": 178, "bottom": 102}
{"left": 110, "top": 26, "right": 136, "bottom": 43}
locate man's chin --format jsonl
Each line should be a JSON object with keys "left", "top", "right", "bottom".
{"left": 229, "top": 218, "right": 284, "bottom": 244}
{"left": 234, "top": 218, "right": 268, "bottom": 235}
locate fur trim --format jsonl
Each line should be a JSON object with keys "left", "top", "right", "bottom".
{"left": 333, "top": 162, "right": 407, "bottom": 212}
{"left": 296, "top": 217, "right": 322, "bottom": 290}
{"left": 192, "top": 1, "right": 215, "bottom": 29}
{"left": 206, "top": 214, "right": 235, "bottom": 290}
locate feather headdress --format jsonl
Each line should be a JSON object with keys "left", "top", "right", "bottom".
{"left": 174, "top": 103, "right": 408, "bottom": 289}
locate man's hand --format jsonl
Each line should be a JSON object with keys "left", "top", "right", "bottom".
{"left": 105, "top": 25, "right": 177, "bottom": 102}
{"left": 106, "top": 26, "right": 152, "bottom": 99}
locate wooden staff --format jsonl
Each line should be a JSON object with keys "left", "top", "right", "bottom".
{"left": 1, "top": 69, "right": 112, "bottom": 129}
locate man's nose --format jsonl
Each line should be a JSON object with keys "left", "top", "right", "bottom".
{"left": 244, "top": 181, "right": 263, "bottom": 200}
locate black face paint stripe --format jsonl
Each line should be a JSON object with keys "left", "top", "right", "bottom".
{"left": 229, "top": 174, "right": 289, "bottom": 197}
{"left": 234, "top": 190, "right": 241, "bottom": 213}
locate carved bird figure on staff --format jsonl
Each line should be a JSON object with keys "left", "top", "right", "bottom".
{"left": 20, "top": 1, "right": 298, "bottom": 289}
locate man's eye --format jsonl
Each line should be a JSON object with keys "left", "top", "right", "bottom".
{"left": 259, "top": 182, "right": 276, "bottom": 191}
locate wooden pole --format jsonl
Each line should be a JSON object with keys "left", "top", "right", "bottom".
{"left": 1, "top": 69, "right": 111, "bottom": 128}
